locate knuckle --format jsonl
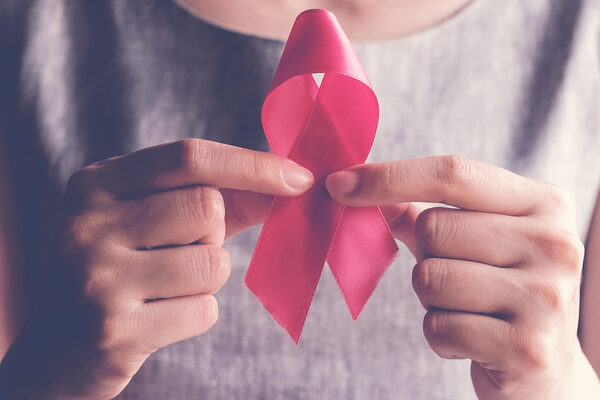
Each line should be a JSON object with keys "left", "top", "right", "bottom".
{"left": 415, "top": 208, "right": 438, "bottom": 245}
{"left": 435, "top": 155, "right": 473, "bottom": 189}
{"left": 531, "top": 228, "right": 584, "bottom": 270}
{"left": 66, "top": 167, "right": 94, "bottom": 194}
{"left": 96, "top": 312, "right": 123, "bottom": 352}
{"left": 423, "top": 311, "right": 453, "bottom": 352}
{"left": 415, "top": 208, "right": 453, "bottom": 250}
{"left": 79, "top": 277, "right": 127, "bottom": 353}
{"left": 199, "top": 245, "right": 231, "bottom": 290}
{"left": 65, "top": 167, "right": 100, "bottom": 208}
{"left": 177, "top": 138, "right": 210, "bottom": 172}
{"left": 525, "top": 280, "right": 570, "bottom": 317}
{"left": 60, "top": 213, "right": 106, "bottom": 260}
{"left": 208, "top": 246, "right": 231, "bottom": 289}
{"left": 515, "top": 331, "right": 552, "bottom": 370}
{"left": 412, "top": 258, "right": 447, "bottom": 298}
{"left": 181, "top": 186, "right": 225, "bottom": 227}
{"left": 82, "top": 263, "right": 117, "bottom": 304}
{"left": 200, "top": 187, "right": 226, "bottom": 222}
{"left": 556, "top": 232, "right": 585, "bottom": 270}
{"left": 544, "top": 184, "right": 577, "bottom": 214}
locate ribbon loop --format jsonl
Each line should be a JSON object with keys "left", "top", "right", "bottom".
{"left": 246, "top": 9, "right": 398, "bottom": 344}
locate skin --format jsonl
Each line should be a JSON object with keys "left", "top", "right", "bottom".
{"left": 1, "top": 1, "right": 599, "bottom": 399}
{"left": 1, "top": 145, "right": 599, "bottom": 400}
{"left": 581, "top": 197, "right": 600, "bottom": 373}
{"left": 174, "top": 0, "right": 600, "bottom": 382}
{"left": 0, "top": 138, "right": 23, "bottom": 358}
{"left": 0, "top": 139, "right": 315, "bottom": 399}
{"left": 325, "top": 156, "right": 600, "bottom": 399}
{"left": 174, "top": 0, "right": 475, "bottom": 41}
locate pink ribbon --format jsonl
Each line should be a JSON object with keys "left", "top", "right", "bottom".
{"left": 245, "top": 9, "right": 399, "bottom": 344}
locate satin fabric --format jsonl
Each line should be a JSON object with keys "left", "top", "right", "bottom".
{"left": 245, "top": 9, "right": 398, "bottom": 343}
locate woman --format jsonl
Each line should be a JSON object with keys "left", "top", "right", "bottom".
{"left": 0, "top": 0, "right": 599, "bottom": 398}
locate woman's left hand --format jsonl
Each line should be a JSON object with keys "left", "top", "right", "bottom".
{"left": 326, "top": 155, "right": 599, "bottom": 400}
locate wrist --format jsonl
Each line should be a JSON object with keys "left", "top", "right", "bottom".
{"left": 0, "top": 323, "right": 61, "bottom": 400}
{"left": 562, "top": 341, "right": 600, "bottom": 400}
{"left": 0, "top": 332, "right": 37, "bottom": 399}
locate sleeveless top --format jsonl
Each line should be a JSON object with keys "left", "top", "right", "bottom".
{"left": 1, "top": 0, "right": 599, "bottom": 399}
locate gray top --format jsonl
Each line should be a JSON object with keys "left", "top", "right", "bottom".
{"left": 1, "top": 0, "right": 599, "bottom": 399}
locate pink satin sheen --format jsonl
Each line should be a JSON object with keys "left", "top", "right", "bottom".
{"left": 245, "top": 9, "right": 399, "bottom": 344}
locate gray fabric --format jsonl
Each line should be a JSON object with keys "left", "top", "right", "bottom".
{"left": 1, "top": 0, "right": 600, "bottom": 399}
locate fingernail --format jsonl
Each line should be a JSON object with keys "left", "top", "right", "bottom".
{"left": 326, "top": 171, "right": 360, "bottom": 195}
{"left": 281, "top": 160, "right": 314, "bottom": 191}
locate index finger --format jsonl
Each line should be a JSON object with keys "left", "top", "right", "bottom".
{"left": 326, "top": 155, "right": 563, "bottom": 216}
{"left": 89, "top": 139, "right": 314, "bottom": 197}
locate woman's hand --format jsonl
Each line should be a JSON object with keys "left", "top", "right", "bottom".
{"left": 326, "top": 155, "right": 600, "bottom": 399}
{"left": 0, "top": 139, "right": 313, "bottom": 399}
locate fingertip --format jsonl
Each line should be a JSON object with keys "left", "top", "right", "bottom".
{"left": 325, "top": 170, "right": 360, "bottom": 198}
{"left": 281, "top": 159, "right": 314, "bottom": 193}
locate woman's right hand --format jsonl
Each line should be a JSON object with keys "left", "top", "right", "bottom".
{"left": 0, "top": 139, "right": 313, "bottom": 399}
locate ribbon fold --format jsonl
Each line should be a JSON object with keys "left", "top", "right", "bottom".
{"left": 245, "top": 9, "right": 399, "bottom": 343}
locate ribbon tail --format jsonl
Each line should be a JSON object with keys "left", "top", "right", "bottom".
{"left": 327, "top": 206, "right": 399, "bottom": 320}
{"left": 245, "top": 189, "right": 344, "bottom": 344}
{"left": 248, "top": 9, "right": 393, "bottom": 343}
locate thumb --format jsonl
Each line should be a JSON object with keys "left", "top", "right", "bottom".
{"left": 379, "top": 202, "right": 430, "bottom": 258}
{"left": 222, "top": 189, "right": 274, "bottom": 240}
